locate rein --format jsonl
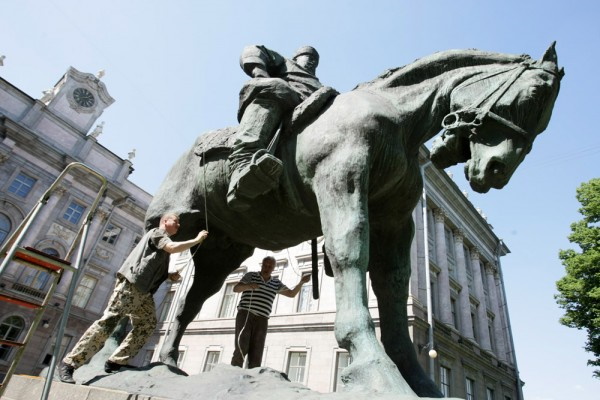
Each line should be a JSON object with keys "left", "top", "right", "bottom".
{"left": 442, "top": 62, "right": 557, "bottom": 143}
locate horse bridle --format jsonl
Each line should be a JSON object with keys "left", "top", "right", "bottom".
{"left": 441, "top": 62, "right": 558, "bottom": 144}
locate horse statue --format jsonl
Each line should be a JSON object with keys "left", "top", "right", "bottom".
{"left": 146, "top": 43, "right": 562, "bottom": 397}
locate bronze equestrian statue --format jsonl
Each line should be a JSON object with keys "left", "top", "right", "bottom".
{"left": 146, "top": 43, "right": 562, "bottom": 397}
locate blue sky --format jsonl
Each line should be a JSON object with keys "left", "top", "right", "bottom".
{"left": 2, "top": 1, "right": 599, "bottom": 399}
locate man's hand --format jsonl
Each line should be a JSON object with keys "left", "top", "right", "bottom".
{"left": 168, "top": 272, "right": 182, "bottom": 282}
{"left": 300, "top": 273, "right": 311, "bottom": 283}
{"left": 195, "top": 230, "right": 208, "bottom": 244}
{"left": 245, "top": 283, "right": 260, "bottom": 290}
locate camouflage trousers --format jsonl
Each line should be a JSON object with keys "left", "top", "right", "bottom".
{"left": 63, "top": 277, "right": 157, "bottom": 368}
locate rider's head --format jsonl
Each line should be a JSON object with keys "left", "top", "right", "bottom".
{"left": 293, "top": 46, "right": 319, "bottom": 74}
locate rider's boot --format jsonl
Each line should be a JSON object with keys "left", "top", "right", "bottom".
{"left": 227, "top": 99, "right": 283, "bottom": 211}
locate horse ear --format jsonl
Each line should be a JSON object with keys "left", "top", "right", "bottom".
{"left": 540, "top": 41, "right": 558, "bottom": 65}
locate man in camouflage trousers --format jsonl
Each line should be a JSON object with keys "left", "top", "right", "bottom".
{"left": 58, "top": 213, "right": 208, "bottom": 383}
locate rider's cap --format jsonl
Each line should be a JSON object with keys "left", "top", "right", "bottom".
{"left": 293, "top": 46, "right": 319, "bottom": 63}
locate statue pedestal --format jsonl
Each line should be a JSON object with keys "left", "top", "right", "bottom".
{"left": 5, "top": 365, "right": 465, "bottom": 400}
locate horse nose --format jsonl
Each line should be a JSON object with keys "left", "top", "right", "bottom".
{"left": 487, "top": 159, "right": 508, "bottom": 185}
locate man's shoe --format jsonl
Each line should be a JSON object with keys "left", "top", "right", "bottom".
{"left": 104, "top": 360, "right": 124, "bottom": 373}
{"left": 58, "top": 361, "right": 75, "bottom": 384}
{"left": 104, "top": 360, "right": 135, "bottom": 373}
{"left": 226, "top": 152, "right": 283, "bottom": 211}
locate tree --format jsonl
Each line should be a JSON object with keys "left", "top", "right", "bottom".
{"left": 556, "top": 178, "right": 600, "bottom": 379}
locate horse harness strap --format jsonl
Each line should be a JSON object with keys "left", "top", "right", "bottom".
{"left": 442, "top": 62, "right": 556, "bottom": 144}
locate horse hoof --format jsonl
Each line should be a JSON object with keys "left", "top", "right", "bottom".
{"left": 340, "top": 358, "right": 416, "bottom": 396}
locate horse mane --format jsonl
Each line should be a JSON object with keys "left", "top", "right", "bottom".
{"left": 355, "top": 49, "right": 533, "bottom": 90}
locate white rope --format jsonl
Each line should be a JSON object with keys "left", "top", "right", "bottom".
{"left": 236, "top": 289, "right": 254, "bottom": 367}
{"left": 202, "top": 147, "right": 209, "bottom": 232}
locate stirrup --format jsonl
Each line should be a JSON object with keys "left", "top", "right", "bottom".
{"left": 227, "top": 150, "right": 283, "bottom": 206}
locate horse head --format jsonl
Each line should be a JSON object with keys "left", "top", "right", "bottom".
{"left": 431, "top": 42, "right": 563, "bottom": 193}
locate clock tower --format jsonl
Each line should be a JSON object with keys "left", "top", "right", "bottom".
{"left": 42, "top": 67, "right": 115, "bottom": 134}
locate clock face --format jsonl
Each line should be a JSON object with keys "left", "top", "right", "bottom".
{"left": 73, "top": 87, "right": 95, "bottom": 108}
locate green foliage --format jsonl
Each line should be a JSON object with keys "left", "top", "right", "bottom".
{"left": 556, "top": 178, "right": 600, "bottom": 379}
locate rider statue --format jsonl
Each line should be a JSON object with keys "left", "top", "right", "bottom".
{"left": 227, "top": 45, "right": 322, "bottom": 211}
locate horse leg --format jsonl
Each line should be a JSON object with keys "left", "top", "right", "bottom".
{"left": 159, "top": 242, "right": 254, "bottom": 365}
{"left": 313, "top": 161, "right": 416, "bottom": 395}
{"left": 369, "top": 218, "right": 443, "bottom": 397}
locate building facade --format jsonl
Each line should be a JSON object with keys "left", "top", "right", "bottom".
{"left": 0, "top": 67, "right": 151, "bottom": 379}
{"left": 143, "top": 150, "right": 523, "bottom": 400}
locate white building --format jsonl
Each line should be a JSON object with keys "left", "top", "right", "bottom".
{"left": 144, "top": 149, "right": 523, "bottom": 400}
{"left": 0, "top": 67, "right": 151, "bottom": 379}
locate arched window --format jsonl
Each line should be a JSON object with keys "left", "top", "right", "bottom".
{"left": 0, "top": 213, "right": 11, "bottom": 245}
{"left": 41, "top": 248, "right": 60, "bottom": 257}
{"left": 16, "top": 247, "right": 59, "bottom": 292}
{"left": 0, "top": 316, "right": 25, "bottom": 360}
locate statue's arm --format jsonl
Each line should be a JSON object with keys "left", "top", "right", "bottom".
{"left": 239, "top": 45, "right": 285, "bottom": 78}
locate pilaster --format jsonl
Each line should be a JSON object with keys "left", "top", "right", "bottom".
{"left": 471, "top": 249, "right": 492, "bottom": 351}
{"left": 433, "top": 208, "right": 453, "bottom": 326}
{"left": 453, "top": 230, "right": 474, "bottom": 340}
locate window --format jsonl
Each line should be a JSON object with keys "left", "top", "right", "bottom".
{"left": 488, "top": 316, "right": 496, "bottom": 352}
{"left": 101, "top": 223, "right": 122, "bottom": 245}
{"left": 8, "top": 173, "right": 36, "bottom": 197}
{"left": 427, "top": 210, "right": 436, "bottom": 263}
{"left": 445, "top": 227, "right": 457, "bottom": 278}
{"left": 41, "top": 247, "right": 60, "bottom": 257}
{"left": 471, "top": 309, "right": 479, "bottom": 342}
{"left": 15, "top": 248, "right": 61, "bottom": 295}
{"left": 159, "top": 291, "right": 175, "bottom": 322}
{"left": 131, "top": 235, "right": 142, "bottom": 251}
{"left": 466, "top": 377, "right": 475, "bottom": 400}
{"left": 43, "top": 333, "right": 73, "bottom": 365}
{"left": 19, "top": 268, "right": 51, "bottom": 290}
{"left": 203, "top": 351, "right": 220, "bottom": 372}
{"left": 482, "top": 264, "right": 490, "bottom": 308}
{"left": 464, "top": 245, "right": 474, "bottom": 292}
{"left": 297, "top": 283, "right": 315, "bottom": 312}
{"left": 0, "top": 316, "right": 25, "bottom": 360}
{"left": 440, "top": 366, "right": 451, "bottom": 397}
{"left": 286, "top": 351, "right": 307, "bottom": 383}
{"left": 450, "top": 297, "right": 459, "bottom": 329}
{"left": 334, "top": 351, "right": 352, "bottom": 391}
{"left": 63, "top": 202, "right": 86, "bottom": 224}
{"left": 0, "top": 213, "right": 11, "bottom": 245}
{"left": 176, "top": 350, "right": 185, "bottom": 369}
{"left": 72, "top": 275, "right": 98, "bottom": 308}
{"left": 430, "top": 277, "right": 438, "bottom": 316}
{"left": 486, "top": 387, "right": 495, "bottom": 400}
{"left": 218, "top": 283, "right": 237, "bottom": 318}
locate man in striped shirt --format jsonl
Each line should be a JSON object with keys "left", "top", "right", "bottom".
{"left": 231, "top": 256, "right": 310, "bottom": 368}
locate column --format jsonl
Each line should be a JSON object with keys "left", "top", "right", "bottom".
{"left": 453, "top": 230, "right": 474, "bottom": 340}
{"left": 496, "top": 273, "right": 516, "bottom": 364}
{"left": 471, "top": 250, "right": 492, "bottom": 351}
{"left": 485, "top": 264, "right": 508, "bottom": 361}
{"left": 434, "top": 209, "right": 452, "bottom": 326}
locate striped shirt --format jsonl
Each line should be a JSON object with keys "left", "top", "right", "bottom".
{"left": 237, "top": 272, "right": 289, "bottom": 318}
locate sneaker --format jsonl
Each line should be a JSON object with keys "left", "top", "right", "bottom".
{"left": 104, "top": 360, "right": 123, "bottom": 373}
{"left": 58, "top": 361, "right": 75, "bottom": 384}
{"left": 104, "top": 360, "right": 135, "bottom": 373}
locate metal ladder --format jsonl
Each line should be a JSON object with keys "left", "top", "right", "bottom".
{"left": 0, "top": 162, "right": 107, "bottom": 399}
